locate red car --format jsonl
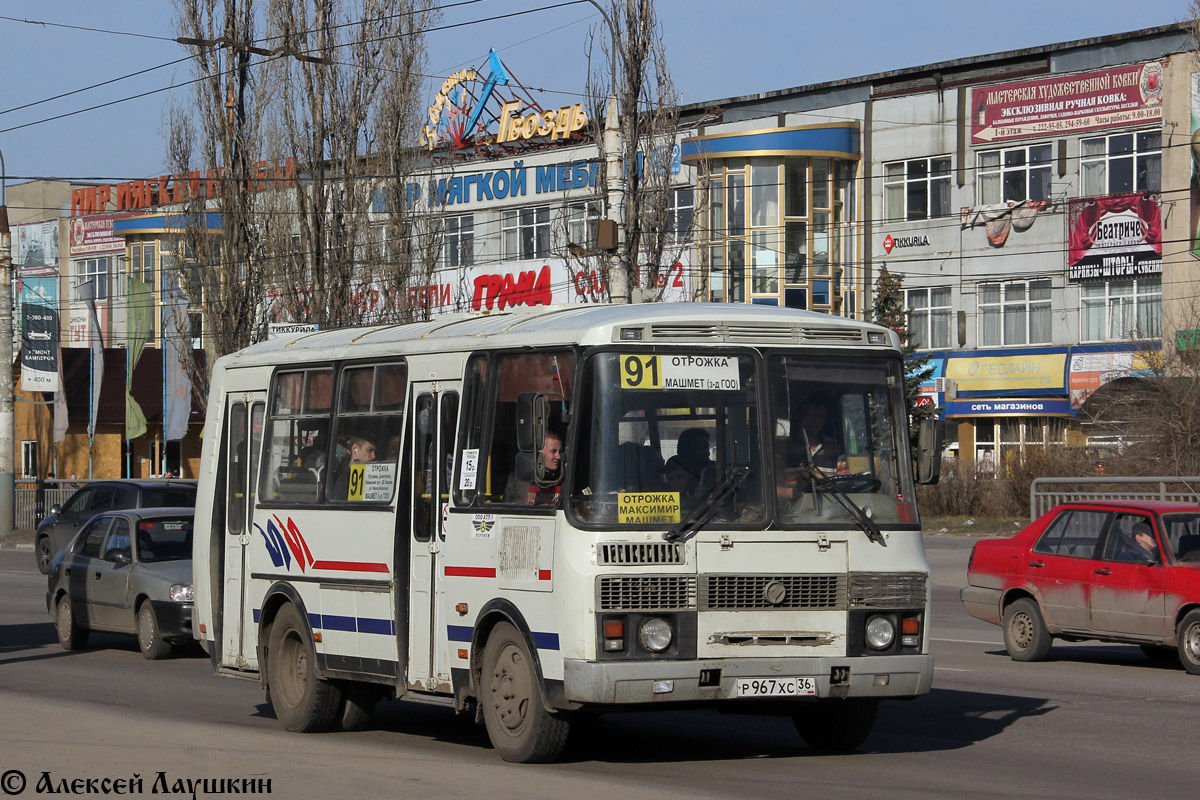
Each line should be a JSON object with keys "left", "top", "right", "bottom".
{"left": 961, "top": 501, "right": 1200, "bottom": 673}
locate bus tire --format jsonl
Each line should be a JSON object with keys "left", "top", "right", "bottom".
{"left": 336, "top": 682, "right": 381, "bottom": 732}
{"left": 480, "top": 622, "right": 569, "bottom": 763}
{"left": 267, "top": 604, "right": 342, "bottom": 732}
{"left": 792, "top": 698, "right": 879, "bottom": 752}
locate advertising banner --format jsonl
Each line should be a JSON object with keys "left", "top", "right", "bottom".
{"left": 1068, "top": 350, "right": 1155, "bottom": 409}
{"left": 944, "top": 352, "right": 1067, "bottom": 394}
{"left": 69, "top": 212, "right": 137, "bottom": 256}
{"left": 971, "top": 62, "right": 1163, "bottom": 145}
{"left": 17, "top": 221, "right": 59, "bottom": 271}
{"left": 1067, "top": 193, "right": 1161, "bottom": 282}
{"left": 19, "top": 276, "right": 60, "bottom": 392}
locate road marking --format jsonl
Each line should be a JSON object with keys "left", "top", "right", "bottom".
{"left": 934, "top": 667, "right": 971, "bottom": 671}
{"left": 932, "top": 637, "right": 1003, "bottom": 646}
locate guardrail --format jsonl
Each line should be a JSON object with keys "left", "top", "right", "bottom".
{"left": 1029, "top": 476, "right": 1200, "bottom": 521}
{"left": 15, "top": 480, "right": 85, "bottom": 530}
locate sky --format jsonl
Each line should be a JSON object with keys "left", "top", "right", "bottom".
{"left": 0, "top": 0, "right": 1191, "bottom": 187}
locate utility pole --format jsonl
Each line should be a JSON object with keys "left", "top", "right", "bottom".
{"left": 0, "top": 149, "right": 14, "bottom": 535}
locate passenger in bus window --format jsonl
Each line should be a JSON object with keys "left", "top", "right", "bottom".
{"left": 330, "top": 433, "right": 378, "bottom": 500}
{"left": 674, "top": 428, "right": 716, "bottom": 489}
{"left": 504, "top": 431, "right": 564, "bottom": 505}
{"left": 664, "top": 456, "right": 698, "bottom": 501}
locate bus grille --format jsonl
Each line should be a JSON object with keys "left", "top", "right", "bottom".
{"left": 598, "top": 575, "right": 696, "bottom": 610}
{"left": 597, "top": 542, "right": 684, "bottom": 566}
{"left": 700, "top": 574, "right": 846, "bottom": 610}
{"left": 848, "top": 572, "right": 927, "bottom": 607}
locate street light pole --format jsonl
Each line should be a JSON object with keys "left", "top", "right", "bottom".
{"left": 582, "top": 0, "right": 630, "bottom": 304}
{"left": 0, "top": 149, "right": 14, "bottom": 535}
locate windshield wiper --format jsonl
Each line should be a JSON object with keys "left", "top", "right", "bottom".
{"left": 663, "top": 467, "right": 749, "bottom": 544}
{"left": 798, "top": 430, "right": 886, "bottom": 547}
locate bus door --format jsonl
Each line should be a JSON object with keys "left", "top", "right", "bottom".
{"left": 221, "top": 394, "right": 266, "bottom": 668}
{"left": 406, "top": 382, "right": 460, "bottom": 690}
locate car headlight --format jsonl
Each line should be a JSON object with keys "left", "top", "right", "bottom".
{"left": 865, "top": 615, "right": 895, "bottom": 650}
{"left": 638, "top": 617, "right": 673, "bottom": 652}
{"left": 170, "top": 584, "right": 194, "bottom": 603}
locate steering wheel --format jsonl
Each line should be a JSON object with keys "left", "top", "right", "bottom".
{"left": 815, "top": 473, "right": 882, "bottom": 494}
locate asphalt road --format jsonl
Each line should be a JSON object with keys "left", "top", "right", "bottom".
{"left": 1, "top": 537, "right": 1196, "bottom": 800}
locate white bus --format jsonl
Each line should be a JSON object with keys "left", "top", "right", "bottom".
{"left": 193, "top": 303, "right": 941, "bottom": 762}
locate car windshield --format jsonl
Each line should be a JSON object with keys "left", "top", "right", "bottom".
{"left": 141, "top": 486, "right": 197, "bottom": 508}
{"left": 135, "top": 517, "right": 194, "bottom": 563}
{"left": 1161, "top": 513, "right": 1200, "bottom": 563}
{"left": 768, "top": 354, "right": 917, "bottom": 527}
{"left": 570, "top": 351, "right": 764, "bottom": 527}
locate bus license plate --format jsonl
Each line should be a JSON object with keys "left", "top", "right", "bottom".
{"left": 734, "top": 677, "right": 817, "bottom": 697}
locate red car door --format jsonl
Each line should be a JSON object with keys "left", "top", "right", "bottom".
{"left": 1088, "top": 513, "right": 1169, "bottom": 638}
{"left": 1027, "top": 508, "right": 1109, "bottom": 631}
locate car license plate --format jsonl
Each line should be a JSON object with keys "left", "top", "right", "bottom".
{"left": 734, "top": 677, "right": 817, "bottom": 697}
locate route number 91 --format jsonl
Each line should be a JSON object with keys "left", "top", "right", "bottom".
{"left": 620, "top": 355, "right": 662, "bottom": 389}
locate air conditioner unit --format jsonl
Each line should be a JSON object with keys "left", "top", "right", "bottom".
{"left": 934, "top": 377, "right": 946, "bottom": 393}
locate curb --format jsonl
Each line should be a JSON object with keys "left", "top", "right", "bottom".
{"left": 0, "top": 543, "right": 33, "bottom": 551}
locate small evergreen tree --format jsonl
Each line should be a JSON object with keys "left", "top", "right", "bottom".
{"left": 871, "top": 265, "right": 935, "bottom": 453}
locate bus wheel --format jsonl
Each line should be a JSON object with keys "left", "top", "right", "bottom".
{"left": 267, "top": 604, "right": 343, "bottom": 732}
{"left": 792, "top": 698, "right": 879, "bottom": 752}
{"left": 336, "top": 682, "right": 381, "bottom": 732}
{"left": 480, "top": 622, "right": 569, "bottom": 763}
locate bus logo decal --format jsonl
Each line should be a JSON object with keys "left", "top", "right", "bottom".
{"left": 255, "top": 515, "right": 316, "bottom": 572}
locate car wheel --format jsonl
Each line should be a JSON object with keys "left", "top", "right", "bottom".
{"left": 1139, "top": 644, "right": 1178, "bottom": 663}
{"left": 267, "top": 604, "right": 343, "bottom": 732}
{"left": 137, "top": 602, "right": 173, "bottom": 660}
{"left": 336, "top": 682, "right": 382, "bottom": 732}
{"left": 36, "top": 537, "right": 52, "bottom": 574}
{"left": 792, "top": 698, "right": 879, "bottom": 752}
{"left": 1002, "top": 597, "right": 1052, "bottom": 662}
{"left": 480, "top": 622, "right": 569, "bottom": 763}
{"left": 55, "top": 595, "right": 88, "bottom": 650}
{"left": 1177, "top": 610, "right": 1200, "bottom": 675}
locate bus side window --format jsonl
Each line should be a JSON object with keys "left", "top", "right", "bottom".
{"left": 261, "top": 369, "right": 334, "bottom": 505}
{"left": 327, "top": 363, "right": 408, "bottom": 505}
{"left": 482, "top": 350, "right": 574, "bottom": 508}
{"left": 454, "top": 354, "right": 488, "bottom": 507}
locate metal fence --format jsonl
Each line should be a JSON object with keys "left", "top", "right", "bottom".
{"left": 15, "top": 480, "right": 84, "bottom": 530}
{"left": 1029, "top": 477, "right": 1200, "bottom": 521}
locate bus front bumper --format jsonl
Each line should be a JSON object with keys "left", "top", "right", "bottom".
{"left": 562, "top": 654, "right": 933, "bottom": 705}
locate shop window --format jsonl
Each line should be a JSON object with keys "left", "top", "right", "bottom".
{"left": 884, "top": 157, "right": 952, "bottom": 221}
{"left": 668, "top": 188, "right": 695, "bottom": 243}
{"left": 750, "top": 160, "right": 779, "bottom": 227}
{"left": 979, "top": 279, "right": 1052, "bottom": 347}
{"left": 708, "top": 245, "right": 725, "bottom": 302}
{"left": 906, "top": 287, "right": 952, "bottom": 350}
{"left": 1081, "top": 131, "right": 1160, "bottom": 197}
{"left": 442, "top": 214, "right": 474, "bottom": 268}
{"left": 727, "top": 173, "right": 746, "bottom": 237}
{"left": 1081, "top": 278, "right": 1161, "bottom": 341}
{"left": 74, "top": 257, "right": 110, "bottom": 300}
{"left": 812, "top": 213, "right": 830, "bottom": 277}
{"left": 812, "top": 158, "right": 830, "bottom": 209}
{"left": 751, "top": 230, "right": 780, "bottom": 294}
{"left": 708, "top": 177, "right": 724, "bottom": 239}
{"left": 502, "top": 206, "right": 550, "bottom": 260}
{"left": 21, "top": 441, "right": 37, "bottom": 479}
{"left": 785, "top": 221, "right": 807, "bottom": 283}
{"left": 977, "top": 144, "right": 1051, "bottom": 205}
{"left": 784, "top": 158, "right": 807, "bottom": 218}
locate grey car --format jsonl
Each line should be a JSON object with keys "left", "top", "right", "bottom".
{"left": 35, "top": 480, "right": 197, "bottom": 574}
{"left": 46, "top": 508, "right": 195, "bottom": 660}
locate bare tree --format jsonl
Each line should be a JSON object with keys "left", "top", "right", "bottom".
{"left": 169, "top": 0, "right": 275, "bottom": 408}
{"left": 262, "top": 0, "right": 438, "bottom": 329}
{"left": 584, "top": 0, "right": 681, "bottom": 303}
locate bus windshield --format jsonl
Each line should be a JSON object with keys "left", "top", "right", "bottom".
{"left": 569, "top": 350, "right": 916, "bottom": 529}
{"left": 570, "top": 352, "right": 764, "bottom": 527}
{"left": 768, "top": 353, "right": 916, "bottom": 528}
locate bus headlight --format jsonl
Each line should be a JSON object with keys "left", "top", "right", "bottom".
{"left": 638, "top": 618, "right": 673, "bottom": 652}
{"left": 170, "top": 584, "right": 194, "bottom": 603}
{"left": 865, "top": 615, "right": 895, "bottom": 650}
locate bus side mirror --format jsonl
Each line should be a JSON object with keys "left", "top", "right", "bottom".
{"left": 516, "top": 392, "right": 547, "bottom": 453}
{"left": 917, "top": 418, "right": 943, "bottom": 485}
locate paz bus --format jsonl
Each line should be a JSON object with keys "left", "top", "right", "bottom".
{"left": 192, "top": 302, "right": 941, "bottom": 762}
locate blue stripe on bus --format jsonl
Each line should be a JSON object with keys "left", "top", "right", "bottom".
{"left": 447, "top": 625, "right": 560, "bottom": 651}
{"left": 249, "top": 609, "right": 394, "bottom": 636}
